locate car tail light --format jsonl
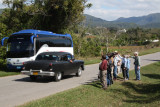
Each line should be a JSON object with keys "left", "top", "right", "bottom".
{"left": 49, "top": 63, "right": 52, "bottom": 67}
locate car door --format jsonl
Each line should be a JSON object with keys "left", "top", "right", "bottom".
{"left": 60, "top": 55, "right": 72, "bottom": 75}
{"left": 66, "top": 54, "right": 76, "bottom": 74}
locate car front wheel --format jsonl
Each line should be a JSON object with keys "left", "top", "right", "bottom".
{"left": 54, "top": 72, "right": 62, "bottom": 81}
{"left": 76, "top": 67, "right": 82, "bottom": 77}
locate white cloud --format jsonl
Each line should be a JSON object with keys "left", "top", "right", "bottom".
{"left": 85, "top": 0, "right": 160, "bottom": 21}
{"left": 0, "top": 0, "right": 6, "bottom": 9}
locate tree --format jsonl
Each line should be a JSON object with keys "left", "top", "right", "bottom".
{"left": 2, "top": 0, "right": 92, "bottom": 33}
{"left": 96, "top": 27, "right": 110, "bottom": 53}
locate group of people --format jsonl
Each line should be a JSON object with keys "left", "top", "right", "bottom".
{"left": 99, "top": 51, "right": 141, "bottom": 90}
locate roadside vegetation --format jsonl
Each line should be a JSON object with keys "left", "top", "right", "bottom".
{"left": 0, "top": 64, "right": 20, "bottom": 77}
{"left": 0, "top": 0, "right": 160, "bottom": 76}
{"left": 0, "top": 46, "right": 159, "bottom": 77}
{"left": 83, "top": 46, "right": 160, "bottom": 65}
{"left": 19, "top": 61, "right": 160, "bottom": 107}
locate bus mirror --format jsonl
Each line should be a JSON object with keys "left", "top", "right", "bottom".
{"left": 30, "top": 35, "right": 37, "bottom": 44}
{"left": 1, "top": 37, "right": 9, "bottom": 46}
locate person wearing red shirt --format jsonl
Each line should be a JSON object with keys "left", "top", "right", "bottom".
{"left": 99, "top": 55, "right": 108, "bottom": 90}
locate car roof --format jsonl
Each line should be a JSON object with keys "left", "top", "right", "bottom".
{"left": 38, "top": 52, "right": 71, "bottom": 56}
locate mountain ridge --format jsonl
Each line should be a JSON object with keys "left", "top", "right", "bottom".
{"left": 84, "top": 13, "right": 160, "bottom": 28}
{"left": 115, "top": 13, "right": 160, "bottom": 25}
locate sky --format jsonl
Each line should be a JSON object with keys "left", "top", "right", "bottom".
{"left": 1, "top": 0, "right": 160, "bottom": 21}
{"left": 84, "top": 0, "right": 160, "bottom": 21}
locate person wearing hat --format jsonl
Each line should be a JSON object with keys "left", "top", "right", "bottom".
{"left": 113, "top": 53, "right": 121, "bottom": 80}
{"left": 131, "top": 52, "right": 141, "bottom": 80}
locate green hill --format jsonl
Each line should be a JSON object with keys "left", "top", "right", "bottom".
{"left": 84, "top": 13, "right": 160, "bottom": 29}
{"left": 84, "top": 14, "right": 138, "bottom": 29}
{"left": 115, "top": 13, "right": 160, "bottom": 26}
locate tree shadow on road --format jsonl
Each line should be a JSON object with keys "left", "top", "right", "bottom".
{"left": 143, "top": 59, "right": 160, "bottom": 62}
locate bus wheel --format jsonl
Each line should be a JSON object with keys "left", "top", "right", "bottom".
{"left": 76, "top": 67, "right": 82, "bottom": 77}
{"left": 54, "top": 72, "right": 62, "bottom": 82}
{"left": 30, "top": 75, "right": 37, "bottom": 81}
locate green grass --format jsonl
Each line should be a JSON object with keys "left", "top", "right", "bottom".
{"left": 19, "top": 61, "right": 160, "bottom": 107}
{"left": 0, "top": 64, "right": 20, "bottom": 77}
{"left": 0, "top": 71, "right": 20, "bottom": 77}
{"left": 83, "top": 47, "right": 160, "bottom": 65}
{"left": 139, "top": 47, "right": 160, "bottom": 56}
{"left": 84, "top": 57, "right": 101, "bottom": 65}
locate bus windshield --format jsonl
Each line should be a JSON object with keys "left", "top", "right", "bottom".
{"left": 7, "top": 34, "right": 34, "bottom": 58}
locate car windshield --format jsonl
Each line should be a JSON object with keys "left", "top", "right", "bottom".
{"left": 36, "top": 54, "right": 59, "bottom": 61}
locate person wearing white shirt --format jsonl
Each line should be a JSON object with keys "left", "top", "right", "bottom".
{"left": 113, "top": 53, "right": 120, "bottom": 80}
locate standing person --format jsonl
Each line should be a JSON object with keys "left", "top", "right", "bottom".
{"left": 107, "top": 54, "right": 113, "bottom": 85}
{"left": 113, "top": 53, "right": 120, "bottom": 80}
{"left": 121, "top": 55, "right": 126, "bottom": 80}
{"left": 125, "top": 55, "right": 131, "bottom": 80}
{"left": 131, "top": 52, "right": 141, "bottom": 80}
{"left": 99, "top": 55, "right": 108, "bottom": 90}
{"left": 115, "top": 51, "right": 122, "bottom": 74}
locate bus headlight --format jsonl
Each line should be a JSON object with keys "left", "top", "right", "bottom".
{"left": 7, "top": 62, "right": 11, "bottom": 64}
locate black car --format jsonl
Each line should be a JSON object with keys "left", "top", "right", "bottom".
{"left": 21, "top": 52, "right": 84, "bottom": 81}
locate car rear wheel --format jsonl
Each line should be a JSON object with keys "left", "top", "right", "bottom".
{"left": 30, "top": 75, "right": 37, "bottom": 81}
{"left": 54, "top": 72, "right": 62, "bottom": 81}
{"left": 76, "top": 67, "right": 82, "bottom": 77}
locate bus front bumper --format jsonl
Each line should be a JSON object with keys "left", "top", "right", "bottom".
{"left": 7, "top": 64, "right": 24, "bottom": 70}
{"left": 21, "top": 70, "right": 55, "bottom": 76}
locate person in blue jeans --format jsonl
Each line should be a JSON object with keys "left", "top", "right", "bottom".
{"left": 113, "top": 53, "right": 120, "bottom": 80}
{"left": 124, "top": 55, "right": 130, "bottom": 80}
{"left": 131, "top": 52, "right": 141, "bottom": 80}
{"left": 106, "top": 53, "right": 113, "bottom": 85}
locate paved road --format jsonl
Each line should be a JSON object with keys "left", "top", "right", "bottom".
{"left": 0, "top": 52, "right": 160, "bottom": 107}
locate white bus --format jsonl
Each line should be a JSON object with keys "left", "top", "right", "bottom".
{"left": 1, "top": 29, "right": 73, "bottom": 70}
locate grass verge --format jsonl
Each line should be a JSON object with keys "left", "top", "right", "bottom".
{"left": 19, "top": 61, "right": 160, "bottom": 107}
{"left": 83, "top": 47, "right": 160, "bottom": 65}
{"left": 0, "top": 71, "right": 20, "bottom": 77}
{"left": 139, "top": 47, "right": 160, "bottom": 56}
{"left": 0, "top": 64, "right": 20, "bottom": 77}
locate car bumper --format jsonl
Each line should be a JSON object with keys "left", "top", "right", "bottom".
{"left": 21, "top": 70, "right": 55, "bottom": 76}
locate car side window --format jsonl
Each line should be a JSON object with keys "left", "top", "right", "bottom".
{"left": 61, "top": 55, "right": 68, "bottom": 61}
{"left": 61, "top": 54, "right": 72, "bottom": 61}
{"left": 67, "top": 55, "right": 72, "bottom": 60}
{"left": 36, "top": 54, "right": 58, "bottom": 60}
